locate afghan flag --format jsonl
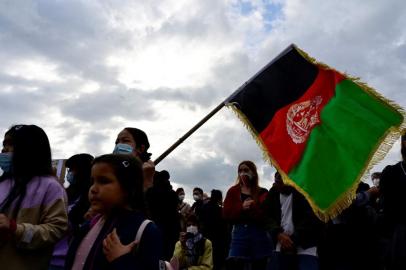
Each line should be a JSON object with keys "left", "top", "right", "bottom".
{"left": 225, "top": 44, "right": 405, "bottom": 221}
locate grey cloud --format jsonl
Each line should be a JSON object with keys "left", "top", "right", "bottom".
{"left": 0, "top": 1, "right": 127, "bottom": 85}
{"left": 145, "top": 51, "right": 253, "bottom": 108}
{"left": 158, "top": 155, "right": 236, "bottom": 198}
{"left": 0, "top": 84, "right": 62, "bottom": 128}
{"left": 61, "top": 87, "right": 156, "bottom": 123}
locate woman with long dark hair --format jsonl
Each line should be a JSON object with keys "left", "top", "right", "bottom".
{"left": 223, "top": 160, "right": 272, "bottom": 270}
{"left": 0, "top": 125, "right": 68, "bottom": 269}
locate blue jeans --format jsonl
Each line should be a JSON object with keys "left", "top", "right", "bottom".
{"left": 228, "top": 224, "right": 273, "bottom": 261}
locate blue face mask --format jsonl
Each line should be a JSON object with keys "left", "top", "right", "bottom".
{"left": 113, "top": 143, "right": 133, "bottom": 155}
{"left": 0, "top": 152, "right": 12, "bottom": 173}
{"left": 66, "top": 171, "right": 75, "bottom": 185}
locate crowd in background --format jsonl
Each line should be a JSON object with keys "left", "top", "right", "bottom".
{"left": 0, "top": 124, "right": 405, "bottom": 270}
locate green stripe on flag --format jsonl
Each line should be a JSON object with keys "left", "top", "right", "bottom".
{"left": 288, "top": 79, "right": 403, "bottom": 210}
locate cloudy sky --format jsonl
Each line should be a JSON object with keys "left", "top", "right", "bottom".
{"left": 1, "top": 0, "right": 405, "bottom": 202}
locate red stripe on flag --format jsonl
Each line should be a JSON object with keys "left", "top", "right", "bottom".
{"left": 259, "top": 68, "right": 345, "bottom": 173}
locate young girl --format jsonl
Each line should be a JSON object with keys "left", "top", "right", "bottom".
{"left": 0, "top": 124, "right": 68, "bottom": 270}
{"left": 223, "top": 160, "right": 272, "bottom": 270}
{"left": 65, "top": 154, "right": 162, "bottom": 270}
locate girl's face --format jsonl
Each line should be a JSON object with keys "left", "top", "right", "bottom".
{"left": 238, "top": 164, "right": 252, "bottom": 174}
{"left": 89, "top": 162, "right": 128, "bottom": 214}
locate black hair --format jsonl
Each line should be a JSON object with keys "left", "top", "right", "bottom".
{"left": 0, "top": 125, "right": 53, "bottom": 217}
{"left": 210, "top": 189, "right": 222, "bottom": 203}
{"left": 193, "top": 187, "right": 203, "bottom": 195}
{"left": 124, "top": 127, "right": 152, "bottom": 162}
{"left": 153, "top": 170, "right": 172, "bottom": 190}
{"left": 92, "top": 154, "right": 145, "bottom": 212}
{"left": 186, "top": 213, "right": 199, "bottom": 226}
{"left": 65, "top": 153, "right": 94, "bottom": 203}
{"left": 176, "top": 187, "right": 185, "bottom": 195}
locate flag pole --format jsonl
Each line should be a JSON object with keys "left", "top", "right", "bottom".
{"left": 154, "top": 44, "right": 297, "bottom": 165}
{"left": 154, "top": 102, "right": 225, "bottom": 165}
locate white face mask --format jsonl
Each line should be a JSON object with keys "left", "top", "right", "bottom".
{"left": 178, "top": 194, "right": 185, "bottom": 201}
{"left": 186, "top": 225, "right": 198, "bottom": 235}
{"left": 239, "top": 172, "right": 254, "bottom": 186}
{"left": 239, "top": 172, "right": 253, "bottom": 179}
{"left": 372, "top": 178, "right": 380, "bottom": 187}
{"left": 193, "top": 194, "right": 201, "bottom": 201}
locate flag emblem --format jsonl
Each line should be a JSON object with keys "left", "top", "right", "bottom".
{"left": 287, "top": 96, "right": 323, "bottom": 144}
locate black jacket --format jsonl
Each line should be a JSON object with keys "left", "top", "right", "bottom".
{"left": 262, "top": 187, "right": 324, "bottom": 250}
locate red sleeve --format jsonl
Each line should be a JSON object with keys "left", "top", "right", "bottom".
{"left": 223, "top": 186, "right": 243, "bottom": 222}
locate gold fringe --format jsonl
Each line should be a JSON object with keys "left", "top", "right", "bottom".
{"left": 226, "top": 44, "right": 406, "bottom": 222}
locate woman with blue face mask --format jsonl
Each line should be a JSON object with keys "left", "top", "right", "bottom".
{"left": 0, "top": 125, "right": 68, "bottom": 270}
{"left": 114, "top": 127, "right": 155, "bottom": 192}
{"left": 0, "top": 131, "right": 14, "bottom": 178}
{"left": 49, "top": 153, "right": 94, "bottom": 270}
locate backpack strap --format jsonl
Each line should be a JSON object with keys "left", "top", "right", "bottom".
{"left": 135, "top": 219, "right": 152, "bottom": 243}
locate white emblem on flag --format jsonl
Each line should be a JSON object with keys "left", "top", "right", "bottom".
{"left": 286, "top": 96, "right": 323, "bottom": 144}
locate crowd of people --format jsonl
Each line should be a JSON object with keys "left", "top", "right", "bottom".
{"left": 0, "top": 123, "right": 405, "bottom": 270}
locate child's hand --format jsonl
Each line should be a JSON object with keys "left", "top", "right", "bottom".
{"left": 103, "top": 228, "right": 138, "bottom": 262}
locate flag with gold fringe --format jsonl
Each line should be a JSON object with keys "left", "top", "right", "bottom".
{"left": 225, "top": 44, "right": 406, "bottom": 221}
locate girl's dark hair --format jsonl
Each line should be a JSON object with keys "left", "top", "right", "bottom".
{"left": 124, "top": 127, "right": 152, "bottom": 162}
{"left": 0, "top": 125, "right": 53, "bottom": 216}
{"left": 93, "top": 154, "right": 145, "bottom": 212}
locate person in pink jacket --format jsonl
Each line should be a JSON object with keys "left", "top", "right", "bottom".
{"left": 0, "top": 124, "right": 68, "bottom": 270}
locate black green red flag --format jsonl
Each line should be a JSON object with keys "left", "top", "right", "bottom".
{"left": 225, "top": 44, "right": 406, "bottom": 221}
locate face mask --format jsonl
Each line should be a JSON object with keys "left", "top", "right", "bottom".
{"left": 186, "top": 225, "right": 198, "bottom": 235}
{"left": 0, "top": 152, "right": 12, "bottom": 173}
{"left": 113, "top": 143, "right": 133, "bottom": 155}
{"left": 193, "top": 194, "right": 201, "bottom": 201}
{"left": 66, "top": 171, "right": 75, "bottom": 185}
{"left": 372, "top": 178, "right": 380, "bottom": 187}
{"left": 178, "top": 194, "right": 185, "bottom": 201}
{"left": 239, "top": 172, "right": 253, "bottom": 185}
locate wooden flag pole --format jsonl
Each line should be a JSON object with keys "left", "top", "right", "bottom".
{"left": 154, "top": 102, "right": 225, "bottom": 165}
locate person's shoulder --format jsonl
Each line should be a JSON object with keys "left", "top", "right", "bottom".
{"left": 227, "top": 184, "right": 240, "bottom": 193}
{"left": 381, "top": 162, "right": 403, "bottom": 178}
{"left": 34, "top": 175, "right": 65, "bottom": 195}
{"left": 383, "top": 162, "right": 402, "bottom": 172}
{"left": 259, "top": 187, "right": 269, "bottom": 194}
{"left": 204, "top": 238, "right": 212, "bottom": 246}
